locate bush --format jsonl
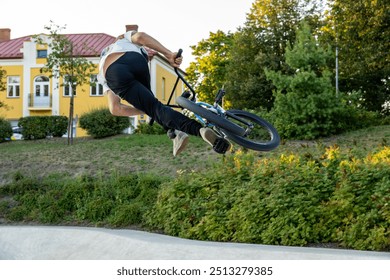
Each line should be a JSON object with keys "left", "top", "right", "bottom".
{"left": 2, "top": 173, "right": 166, "bottom": 227}
{"left": 135, "top": 122, "right": 166, "bottom": 135}
{"left": 18, "top": 116, "right": 47, "bottom": 140}
{"left": 18, "top": 116, "right": 68, "bottom": 140}
{"left": 47, "top": 116, "right": 68, "bottom": 137}
{"left": 79, "top": 108, "right": 130, "bottom": 138}
{"left": 0, "top": 117, "right": 12, "bottom": 142}
{"left": 146, "top": 146, "right": 390, "bottom": 251}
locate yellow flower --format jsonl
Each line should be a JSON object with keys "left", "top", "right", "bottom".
{"left": 366, "top": 146, "right": 390, "bottom": 164}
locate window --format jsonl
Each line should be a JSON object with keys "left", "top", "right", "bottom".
{"left": 63, "top": 75, "right": 76, "bottom": 96}
{"left": 90, "top": 74, "right": 103, "bottom": 96}
{"left": 7, "top": 76, "right": 20, "bottom": 97}
{"left": 161, "top": 77, "right": 166, "bottom": 100}
{"left": 37, "top": 50, "right": 47, "bottom": 58}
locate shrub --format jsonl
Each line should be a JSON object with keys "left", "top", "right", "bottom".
{"left": 79, "top": 108, "right": 130, "bottom": 138}
{"left": 18, "top": 116, "right": 47, "bottom": 140}
{"left": 0, "top": 117, "right": 12, "bottom": 142}
{"left": 46, "top": 116, "right": 68, "bottom": 137}
{"left": 2, "top": 172, "right": 166, "bottom": 227}
{"left": 135, "top": 122, "right": 165, "bottom": 135}
{"left": 146, "top": 146, "right": 390, "bottom": 250}
{"left": 18, "top": 116, "right": 68, "bottom": 140}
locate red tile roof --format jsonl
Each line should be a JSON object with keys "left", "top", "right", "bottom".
{"left": 0, "top": 33, "right": 116, "bottom": 59}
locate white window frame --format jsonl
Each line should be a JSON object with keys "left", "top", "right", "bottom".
{"left": 63, "top": 75, "right": 76, "bottom": 97}
{"left": 90, "top": 74, "right": 103, "bottom": 96}
{"left": 7, "top": 76, "right": 20, "bottom": 98}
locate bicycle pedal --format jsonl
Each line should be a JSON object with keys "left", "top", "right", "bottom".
{"left": 167, "top": 129, "right": 176, "bottom": 139}
{"left": 213, "top": 138, "right": 230, "bottom": 154}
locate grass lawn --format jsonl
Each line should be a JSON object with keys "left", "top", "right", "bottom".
{"left": 0, "top": 133, "right": 222, "bottom": 184}
{"left": 1, "top": 125, "right": 389, "bottom": 185}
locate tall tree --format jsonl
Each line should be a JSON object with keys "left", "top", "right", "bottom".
{"left": 225, "top": 0, "right": 319, "bottom": 110}
{"left": 185, "top": 0, "right": 324, "bottom": 110}
{"left": 186, "top": 30, "right": 233, "bottom": 104}
{"left": 325, "top": 0, "right": 390, "bottom": 112}
{"left": 34, "top": 21, "right": 95, "bottom": 144}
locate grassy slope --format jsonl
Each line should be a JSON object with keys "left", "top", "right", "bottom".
{"left": 0, "top": 133, "right": 221, "bottom": 184}
{"left": 0, "top": 125, "right": 389, "bottom": 185}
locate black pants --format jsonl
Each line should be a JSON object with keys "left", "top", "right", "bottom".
{"left": 105, "top": 52, "right": 201, "bottom": 136}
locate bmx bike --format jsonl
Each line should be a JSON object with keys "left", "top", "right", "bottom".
{"left": 158, "top": 49, "right": 280, "bottom": 154}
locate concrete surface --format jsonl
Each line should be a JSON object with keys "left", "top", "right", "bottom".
{"left": 1, "top": 226, "right": 389, "bottom": 260}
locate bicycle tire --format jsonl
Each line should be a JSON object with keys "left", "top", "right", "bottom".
{"left": 176, "top": 96, "right": 246, "bottom": 136}
{"left": 222, "top": 110, "right": 280, "bottom": 151}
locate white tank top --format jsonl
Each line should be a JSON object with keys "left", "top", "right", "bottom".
{"left": 98, "top": 30, "right": 147, "bottom": 93}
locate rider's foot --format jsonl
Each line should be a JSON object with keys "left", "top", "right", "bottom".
{"left": 200, "top": 127, "right": 217, "bottom": 146}
{"left": 172, "top": 130, "right": 189, "bottom": 157}
{"left": 200, "top": 127, "right": 231, "bottom": 152}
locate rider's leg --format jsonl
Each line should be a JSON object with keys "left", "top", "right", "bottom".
{"left": 106, "top": 52, "right": 202, "bottom": 136}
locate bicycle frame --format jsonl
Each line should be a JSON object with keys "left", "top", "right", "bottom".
{"left": 151, "top": 50, "right": 280, "bottom": 152}
{"left": 167, "top": 67, "right": 253, "bottom": 134}
{"left": 166, "top": 67, "right": 196, "bottom": 107}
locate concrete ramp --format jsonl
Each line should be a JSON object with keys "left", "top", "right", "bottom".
{"left": 1, "top": 226, "right": 389, "bottom": 260}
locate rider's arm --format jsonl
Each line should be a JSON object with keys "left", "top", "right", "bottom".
{"left": 129, "top": 31, "right": 182, "bottom": 67}
{"left": 106, "top": 90, "right": 144, "bottom": 116}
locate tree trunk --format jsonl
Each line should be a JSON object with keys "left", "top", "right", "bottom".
{"left": 67, "top": 86, "right": 75, "bottom": 145}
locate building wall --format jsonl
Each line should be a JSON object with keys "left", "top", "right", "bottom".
{"left": 0, "top": 64, "right": 24, "bottom": 121}
{"left": 151, "top": 58, "right": 185, "bottom": 107}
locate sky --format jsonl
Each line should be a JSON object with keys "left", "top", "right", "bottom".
{"left": 1, "top": 0, "right": 253, "bottom": 68}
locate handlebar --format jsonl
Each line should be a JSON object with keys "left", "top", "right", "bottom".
{"left": 176, "top": 48, "right": 183, "bottom": 59}
{"left": 172, "top": 49, "right": 197, "bottom": 99}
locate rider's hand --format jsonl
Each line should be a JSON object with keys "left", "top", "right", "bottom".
{"left": 144, "top": 47, "right": 158, "bottom": 61}
{"left": 169, "top": 52, "right": 183, "bottom": 68}
{"left": 115, "top": 34, "right": 125, "bottom": 42}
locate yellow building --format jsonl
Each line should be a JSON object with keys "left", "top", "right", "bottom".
{"left": 0, "top": 28, "right": 185, "bottom": 137}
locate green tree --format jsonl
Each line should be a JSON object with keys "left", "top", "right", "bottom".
{"left": 0, "top": 67, "right": 6, "bottom": 109}
{"left": 266, "top": 21, "right": 346, "bottom": 139}
{"left": 225, "top": 0, "right": 318, "bottom": 110}
{"left": 34, "top": 21, "right": 96, "bottom": 144}
{"left": 324, "top": 0, "right": 390, "bottom": 112}
{"left": 186, "top": 30, "right": 233, "bottom": 104}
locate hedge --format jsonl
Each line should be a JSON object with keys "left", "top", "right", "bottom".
{"left": 18, "top": 116, "right": 68, "bottom": 140}
{"left": 146, "top": 146, "right": 390, "bottom": 251}
{"left": 79, "top": 108, "right": 130, "bottom": 138}
{"left": 0, "top": 117, "right": 12, "bottom": 142}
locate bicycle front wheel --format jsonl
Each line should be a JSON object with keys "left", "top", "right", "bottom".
{"left": 222, "top": 110, "right": 280, "bottom": 151}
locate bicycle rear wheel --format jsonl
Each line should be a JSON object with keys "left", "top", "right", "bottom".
{"left": 222, "top": 110, "right": 280, "bottom": 151}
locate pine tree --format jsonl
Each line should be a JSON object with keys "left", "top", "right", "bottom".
{"left": 266, "top": 21, "right": 345, "bottom": 139}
